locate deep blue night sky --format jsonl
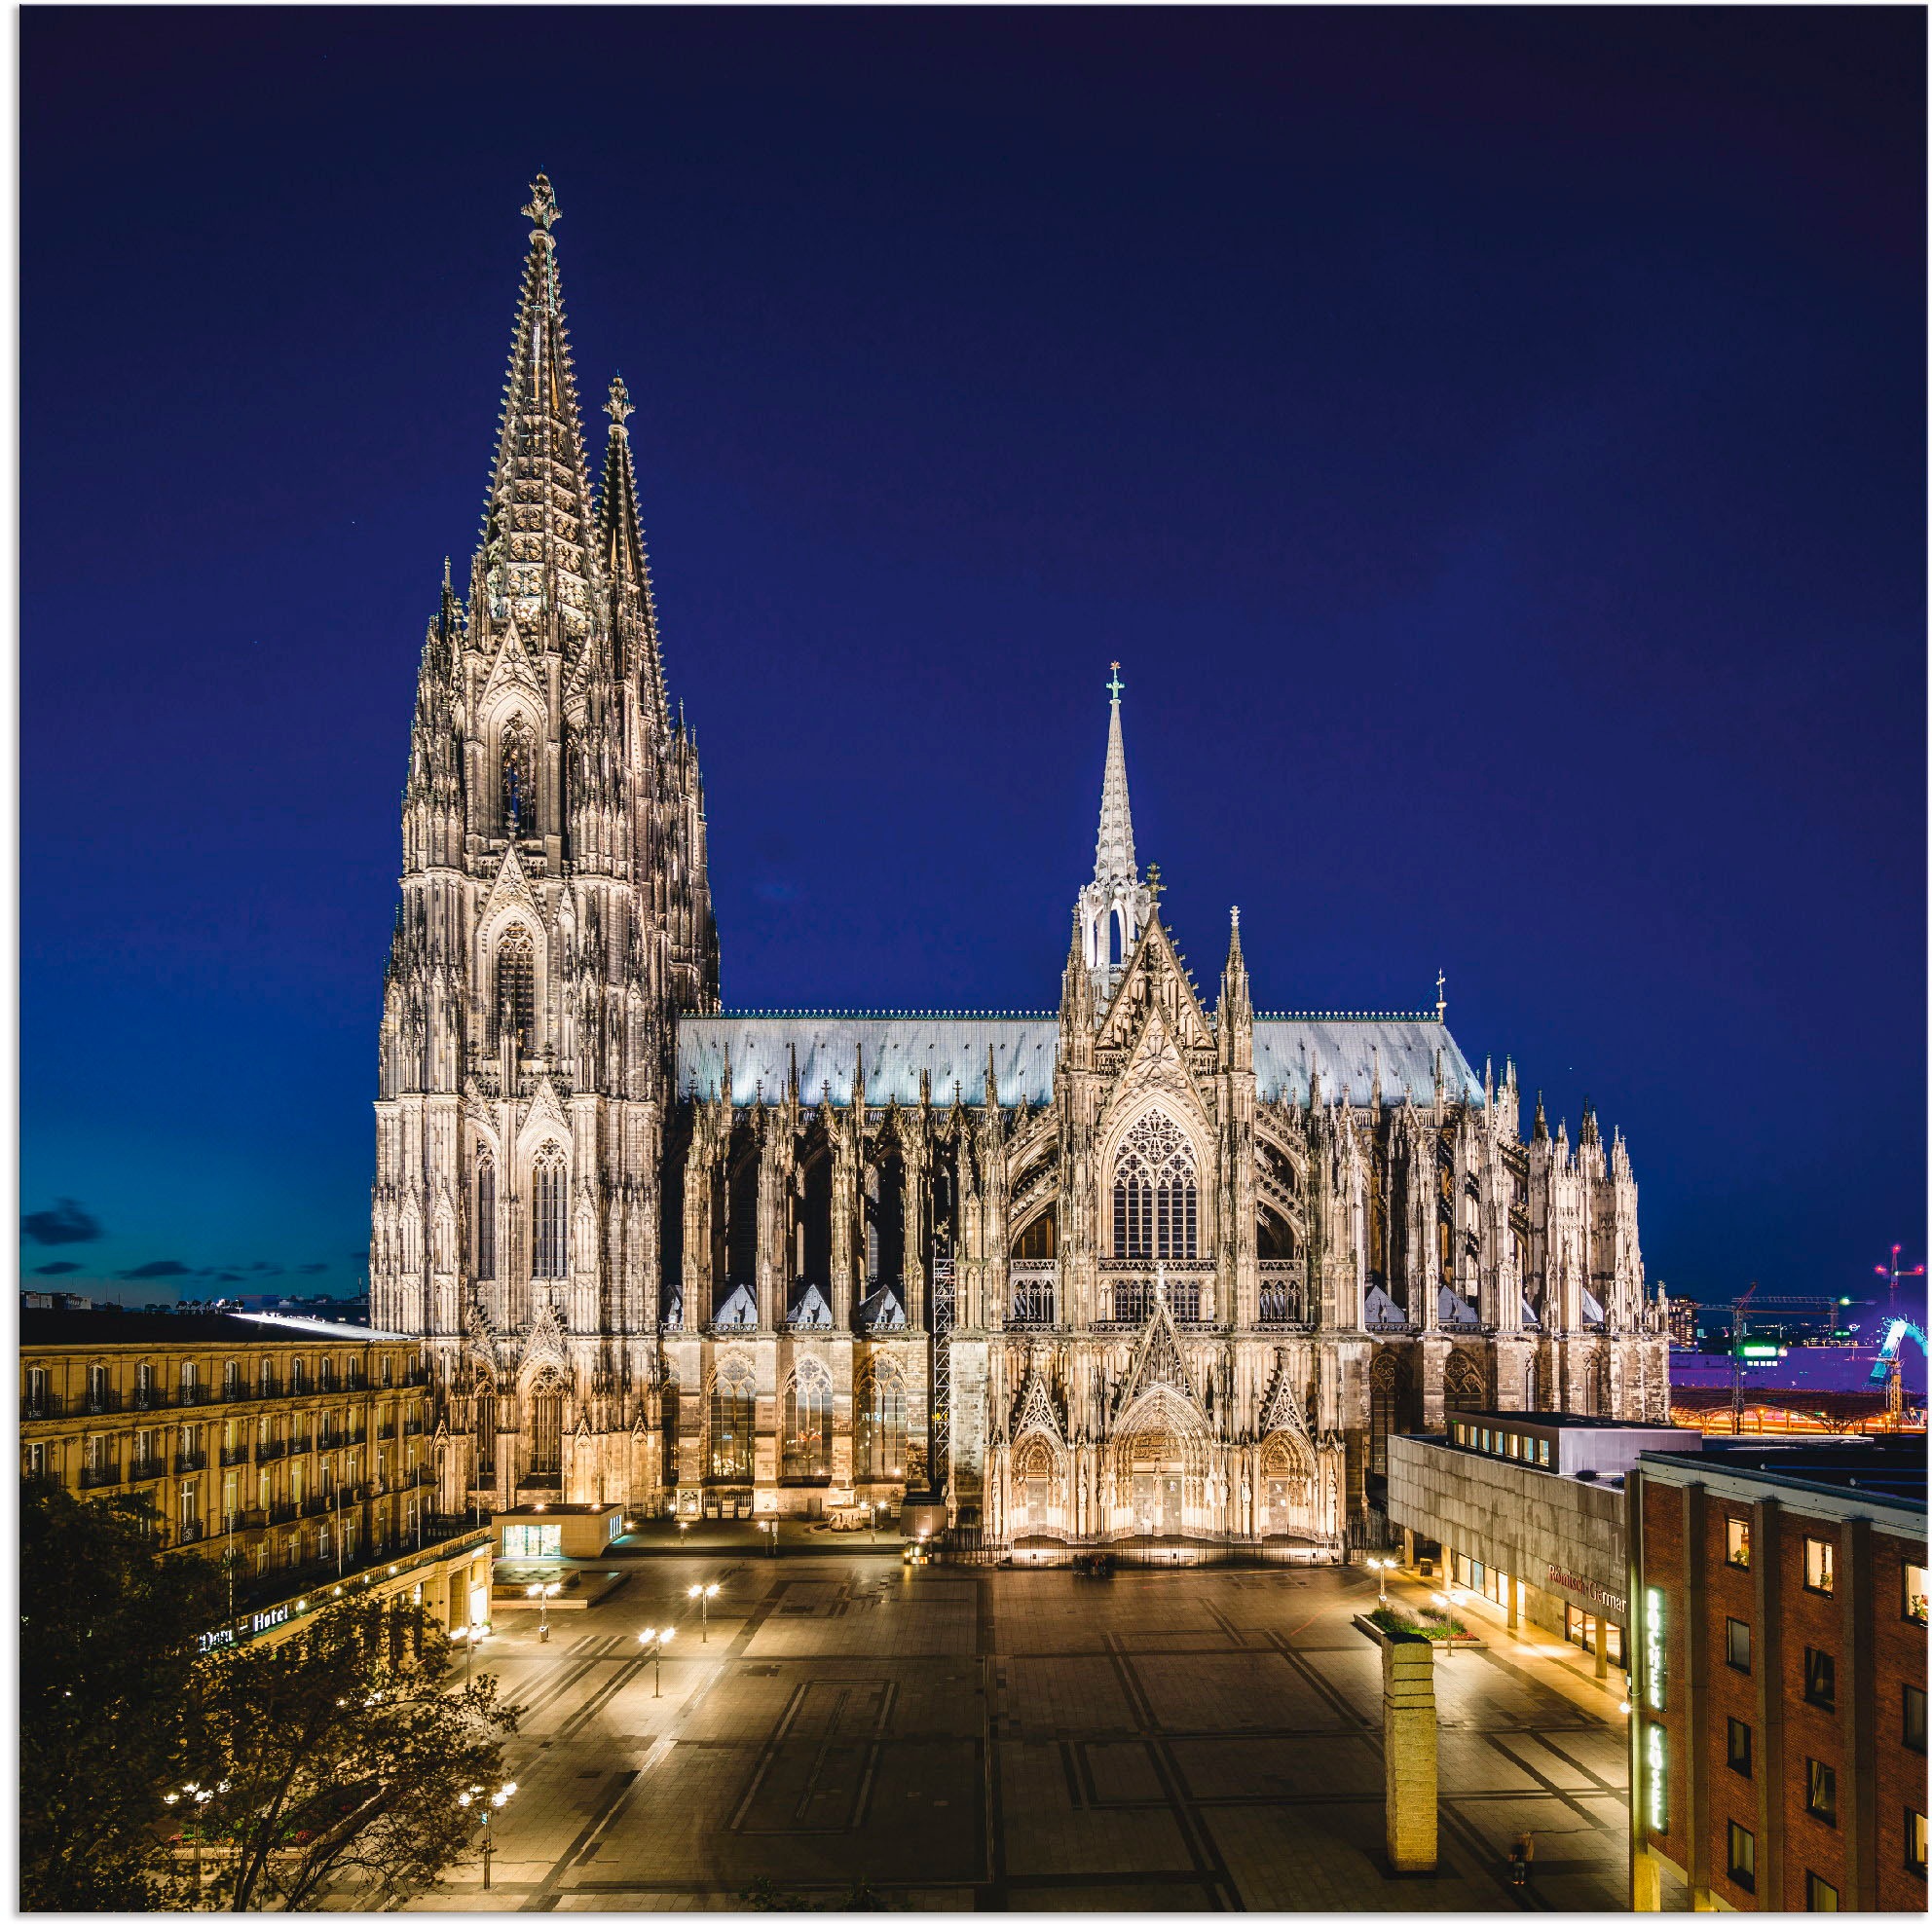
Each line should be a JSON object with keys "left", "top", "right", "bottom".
{"left": 21, "top": 8, "right": 1926, "bottom": 1316}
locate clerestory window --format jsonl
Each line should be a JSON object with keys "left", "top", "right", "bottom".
{"left": 1111, "top": 1111, "right": 1199, "bottom": 1261}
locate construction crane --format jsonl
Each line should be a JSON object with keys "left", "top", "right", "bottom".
{"left": 1740, "top": 1294, "right": 1858, "bottom": 1334}
{"left": 1728, "top": 1284, "right": 1757, "bottom": 1434}
{"left": 1872, "top": 1248, "right": 1926, "bottom": 1428}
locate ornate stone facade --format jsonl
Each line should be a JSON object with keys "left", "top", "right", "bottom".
{"left": 372, "top": 181, "right": 1669, "bottom": 1557}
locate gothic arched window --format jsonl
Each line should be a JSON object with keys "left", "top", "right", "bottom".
{"left": 709, "top": 1375, "right": 755, "bottom": 1481}
{"left": 496, "top": 928, "right": 536, "bottom": 1054}
{"left": 1369, "top": 1351, "right": 1399, "bottom": 1479}
{"left": 529, "top": 1375, "right": 564, "bottom": 1476}
{"left": 782, "top": 1369, "right": 833, "bottom": 1481}
{"left": 857, "top": 1366, "right": 906, "bottom": 1480}
{"left": 1443, "top": 1350, "right": 1485, "bottom": 1418}
{"left": 500, "top": 716, "right": 537, "bottom": 837}
{"left": 475, "top": 1154, "right": 497, "bottom": 1280}
{"left": 532, "top": 1148, "right": 568, "bottom": 1279}
{"left": 1111, "top": 1111, "right": 1199, "bottom": 1260}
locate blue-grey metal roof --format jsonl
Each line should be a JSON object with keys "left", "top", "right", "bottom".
{"left": 676, "top": 1012, "right": 1484, "bottom": 1109}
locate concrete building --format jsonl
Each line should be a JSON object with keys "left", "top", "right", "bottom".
{"left": 19, "top": 1309, "right": 491, "bottom": 1646}
{"left": 1628, "top": 1439, "right": 1928, "bottom": 1912}
{"left": 1386, "top": 1410, "right": 1688, "bottom": 1670}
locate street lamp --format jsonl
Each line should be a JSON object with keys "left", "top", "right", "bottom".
{"left": 677, "top": 1517, "right": 690, "bottom": 1547}
{"left": 458, "top": 1779, "right": 518, "bottom": 1891}
{"left": 164, "top": 1781, "right": 214, "bottom": 1895}
{"left": 527, "top": 1579, "right": 562, "bottom": 1643}
{"left": 638, "top": 1625, "right": 676, "bottom": 1697}
{"left": 1366, "top": 1556, "right": 1393, "bottom": 1605}
{"left": 687, "top": 1581, "right": 720, "bottom": 1644}
{"left": 450, "top": 1621, "right": 489, "bottom": 1679}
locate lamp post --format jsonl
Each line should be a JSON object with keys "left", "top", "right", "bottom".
{"left": 677, "top": 1517, "right": 690, "bottom": 1548}
{"left": 164, "top": 1782, "right": 214, "bottom": 1895}
{"left": 1367, "top": 1556, "right": 1393, "bottom": 1605}
{"left": 451, "top": 1621, "right": 488, "bottom": 1680}
{"left": 638, "top": 1625, "right": 676, "bottom": 1697}
{"left": 687, "top": 1581, "right": 720, "bottom": 1644}
{"left": 458, "top": 1779, "right": 517, "bottom": 1891}
{"left": 527, "top": 1579, "right": 561, "bottom": 1643}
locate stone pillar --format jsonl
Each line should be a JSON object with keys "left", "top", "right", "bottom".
{"left": 1381, "top": 1631, "right": 1437, "bottom": 1871}
{"left": 901, "top": 1125, "right": 927, "bottom": 1332}
{"left": 1506, "top": 1578, "right": 1518, "bottom": 1630}
{"left": 830, "top": 1121, "right": 857, "bottom": 1332}
{"left": 1593, "top": 1613, "right": 1609, "bottom": 1678}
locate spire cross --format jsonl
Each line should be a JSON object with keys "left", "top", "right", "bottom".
{"left": 1146, "top": 863, "right": 1164, "bottom": 907}
{"left": 605, "top": 375, "right": 634, "bottom": 426}
{"left": 522, "top": 175, "right": 560, "bottom": 232}
{"left": 1435, "top": 970, "right": 1447, "bottom": 1019}
{"left": 1106, "top": 662, "right": 1124, "bottom": 703}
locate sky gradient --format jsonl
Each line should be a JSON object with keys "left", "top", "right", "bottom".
{"left": 21, "top": 8, "right": 1927, "bottom": 1316}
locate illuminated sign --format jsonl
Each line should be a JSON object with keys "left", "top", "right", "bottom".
{"left": 1644, "top": 1587, "right": 1666, "bottom": 1710}
{"left": 197, "top": 1626, "right": 236, "bottom": 1654}
{"left": 1736, "top": 1344, "right": 1785, "bottom": 1359}
{"left": 1645, "top": 1720, "right": 1667, "bottom": 1832}
{"left": 1545, "top": 1564, "right": 1627, "bottom": 1614}
{"left": 251, "top": 1604, "right": 291, "bottom": 1636}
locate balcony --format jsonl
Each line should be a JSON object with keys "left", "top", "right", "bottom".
{"left": 267, "top": 1501, "right": 298, "bottom": 1525}
{"left": 1009, "top": 1260, "right": 1058, "bottom": 1327}
{"left": 174, "top": 1451, "right": 208, "bottom": 1474}
{"left": 402, "top": 1419, "right": 426, "bottom": 1438}
{"left": 377, "top": 1424, "right": 396, "bottom": 1441}
{"left": 287, "top": 1435, "right": 314, "bottom": 1457}
{"left": 255, "top": 1440, "right": 287, "bottom": 1464}
{"left": 21, "top": 1394, "right": 62, "bottom": 1421}
{"left": 130, "top": 1458, "right": 167, "bottom": 1484}
{"left": 178, "top": 1519, "right": 206, "bottom": 1544}
{"left": 131, "top": 1388, "right": 167, "bottom": 1412}
{"left": 79, "top": 1463, "right": 123, "bottom": 1489}
{"left": 299, "top": 1495, "right": 329, "bottom": 1518}
{"left": 220, "top": 1444, "right": 250, "bottom": 1467}
{"left": 177, "top": 1386, "right": 211, "bottom": 1409}
{"left": 85, "top": 1391, "right": 122, "bottom": 1416}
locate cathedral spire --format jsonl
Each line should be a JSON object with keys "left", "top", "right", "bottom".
{"left": 1077, "top": 664, "right": 1153, "bottom": 980}
{"left": 1094, "top": 661, "right": 1136, "bottom": 886}
{"left": 598, "top": 373, "right": 671, "bottom": 731}
{"left": 476, "top": 174, "right": 600, "bottom": 650}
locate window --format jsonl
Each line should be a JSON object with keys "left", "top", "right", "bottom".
{"left": 1805, "top": 1872, "right": 1839, "bottom": 1910}
{"left": 1805, "top": 1758, "right": 1837, "bottom": 1826}
{"left": 1538, "top": 1439, "right": 1550, "bottom": 1465}
{"left": 781, "top": 1371, "right": 832, "bottom": 1480}
{"left": 495, "top": 928, "right": 537, "bottom": 1054}
{"left": 1804, "top": 1646, "right": 1836, "bottom": 1710}
{"left": 1726, "top": 1517, "right": 1750, "bottom": 1569}
{"left": 475, "top": 1155, "right": 497, "bottom": 1280}
{"left": 1909, "top": 1808, "right": 1927, "bottom": 1877}
{"left": 708, "top": 1378, "right": 756, "bottom": 1481}
{"left": 22, "top": 1441, "right": 46, "bottom": 1478}
{"left": 529, "top": 1379, "right": 564, "bottom": 1475}
{"left": 290, "top": 1359, "right": 305, "bottom": 1395}
{"left": 1905, "top": 1563, "right": 1927, "bottom": 1626}
{"left": 224, "top": 1360, "right": 241, "bottom": 1396}
{"left": 1110, "top": 1111, "right": 1198, "bottom": 1260}
{"left": 1905, "top": 1684, "right": 1926, "bottom": 1755}
{"left": 1453, "top": 1423, "right": 1467, "bottom": 1446}
{"left": 87, "top": 1364, "right": 109, "bottom": 1410}
{"left": 533, "top": 1149, "right": 568, "bottom": 1278}
{"left": 1727, "top": 1718, "right": 1753, "bottom": 1777}
{"left": 1727, "top": 1617, "right": 1752, "bottom": 1673}
{"left": 502, "top": 1522, "right": 562, "bottom": 1560}
{"left": 499, "top": 716, "right": 537, "bottom": 836}
{"left": 1803, "top": 1536, "right": 1836, "bottom": 1596}
{"left": 1727, "top": 1821, "right": 1756, "bottom": 1892}
{"left": 1505, "top": 1432, "right": 1520, "bottom": 1460}
{"left": 857, "top": 1369, "right": 906, "bottom": 1480}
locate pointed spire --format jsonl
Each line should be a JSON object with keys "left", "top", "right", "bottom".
{"left": 597, "top": 371, "right": 671, "bottom": 731}
{"left": 477, "top": 174, "right": 600, "bottom": 649}
{"left": 1533, "top": 1090, "right": 1549, "bottom": 1142}
{"left": 1094, "top": 662, "right": 1137, "bottom": 886}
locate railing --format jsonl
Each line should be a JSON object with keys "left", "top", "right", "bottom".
{"left": 255, "top": 1440, "right": 286, "bottom": 1464}
{"left": 377, "top": 1423, "right": 396, "bottom": 1441}
{"left": 220, "top": 1444, "right": 249, "bottom": 1467}
{"left": 132, "top": 1388, "right": 167, "bottom": 1411}
{"left": 267, "top": 1501, "right": 298, "bottom": 1525}
{"left": 287, "top": 1435, "right": 314, "bottom": 1456}
{"left": 317, "top": 1428, "right": 348, "bottom": 1451}
{"left": 402, "top": 1418, "right": 426, "bottom": 1437}
{"left": 178, "top": 1520, "right": 205, "bottom": 1544}
{"left": 299, "top": 1496, "right": 329, "bottom": 1518}
{"left": 1009, "top": 1263, "right": 1057, "bottom": 1326}
{"left": 86, "top": 1390, "right": 123, "bottom": 1415}
{"left": 130, "top": 1458, "right": 167, "bottom": 1483}
{"left": 175, "top": 1451, "right": 208, "bottom": 1474}
{"left": 79, "top": 1463, "right": 123, "bottom": 1489}
{"left": 222, "top": 1382, "right": 249, "bottom": 1403}
{"left": 20, "top": 1394, "right": 61, "bottom": 1421}
{"left": 178, "top": 1386, "right": 211, "bottom": 1408}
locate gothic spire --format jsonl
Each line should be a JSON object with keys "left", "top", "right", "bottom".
{"left": 476, "top": 174, "right": 600, "bottom": 650}
{"left": 1093, "top": 661, "right": 1137, "bottom": 886}
{"left": 597, "top": 373, "right": 671, "bottom": 731}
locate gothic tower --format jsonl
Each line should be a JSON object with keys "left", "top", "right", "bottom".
{"left": 371, "top": 178, "right": 717, "bottom": 1512}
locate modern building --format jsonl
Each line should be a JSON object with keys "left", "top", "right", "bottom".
{"left": 1386, "top": 1410, "right": 1688, "bottom": 1670}
{"left": 371, "top": 175, "right": 1670, "bottom": 1555}
{"left": 1628, "top": 1438, "right": 1928, "bottom": 1911}
{"left": 19, "top": 1310, "right": 490, "bottom": 1643}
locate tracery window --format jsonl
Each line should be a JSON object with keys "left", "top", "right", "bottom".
{"left": 782, "top": 1369, "right": 833, "bottom": 1481}
{"left": 475, "top": 1154, "right": 497, "bottom": 1280}
{"left": 500, "top": 716, "right": 537, "bottom": 837}
{"left": 529, "top": 1376, "right": 564, "bottom": 1475}
{"left": 709, "top": 1375, "right": 756, "bottom": 1481}
{"left": 532, "top": 1148, "right": 568, "bottom": 1279}
{"left": 1369, "top": 1351, "right": 1399, "bottom": 1479}
{"left": 856, "top": 1366, "right": 906, "bottom": 1479}
{"left": 495, "top": 928, "right": 536, "bottom": 1055}
{"left": 1111, "top": 1111, "right": 1198, "bottom": 1260}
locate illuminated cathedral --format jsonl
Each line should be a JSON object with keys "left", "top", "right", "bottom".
{"left": 370, "top": 179, "right": 1669, "bottom": 1555}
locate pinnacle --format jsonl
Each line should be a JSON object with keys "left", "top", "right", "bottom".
{"left": 1093, "top": 660, "right": 1137, "bottom": 886}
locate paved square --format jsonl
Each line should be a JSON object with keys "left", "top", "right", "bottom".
{"left": 398, "top": 1554, "right": 1644, "bottom": 1911}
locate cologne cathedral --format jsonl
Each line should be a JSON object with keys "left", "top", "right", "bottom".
{"left": 371, "top": 180, "right": 1670, "bottom": 1557}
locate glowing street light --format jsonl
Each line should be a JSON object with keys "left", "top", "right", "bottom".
{"left": 638, "top": 1625, "right": 676, "bottom": 1697}
{"left": 450, "top": 1621, "right": 489, "bottom": 1679}
{"left": 687, "top": 1581, "right": 720, "bottom": 1644}
{"left": 457, "top": 1778, "right": 518, "bottom": 1890}
{"left": 163, "top": 1781, "right": 214, "bottom": 1891}
{"left": 526, "top": 1579, "right": 562, "bottom": 1643}
{"left": 1365, "top": 1555, "right": 1394, "bottom": 1605}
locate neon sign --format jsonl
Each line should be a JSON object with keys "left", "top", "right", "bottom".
{"left": 1644, "top": 1586, "right": 1666, "bottom": 1710}
{"left": 1645, "top": 1720, "right": 1667, "bottom": 1832}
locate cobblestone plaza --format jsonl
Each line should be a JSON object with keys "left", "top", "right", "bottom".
{"left": 402, "top": 1550, "right": 1642, "bottom": 1911}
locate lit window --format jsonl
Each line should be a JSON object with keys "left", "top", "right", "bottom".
{"left": 1909, "top": 1808, "right": 1927, "bottom": 1878}
{"left": 1727, "top": 1718, "right": 1752, "bottom": 1777}
{"left": 1537, "top": 1437, "right": 1550, "bottom": 1465}
{"left": 1726, "top": 1517, "right": 1750, "bottom": 1569}
{"left": 1805, "top": 1758, "right": 1837, "bottom": 1826}
{"left": 1727, "top": 1617, "right": 1752, "bottom": 1673}
{"left": 1803, "top": 1536, "right": 1836, "bottom": 1596}
{"left": 1804, "top": 1646, "right": 1836, "bottom": 1710}
{"left": 1906, "top": 1564, "right": 1927, "bottom": 1626}
{"left": 1906, "top": 1684, "right": 1927, "bottom": 1755}
{"left": 1805, "top": 1871, "right": 1839, "bottom": 1910}
{"left": 1727, "top": 1821, "right": 1756, "bottom": 1893}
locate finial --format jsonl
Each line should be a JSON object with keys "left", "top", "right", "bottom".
{"left": 606, "top": 374, "right": 633, "bottom": 426}
{"left": 1230, "top": 905, "right": 1240, "bottom": 928}
{"left": 1434, "top": 969, "right": 1446, "bottom": 1020}
{"left": 522, "top": 174, "right": 560, "bottom": 232}
{"left": 1146, "top": 862, "right": 1164, "bottom": 908}
{"left": 442, "top": 555, "right": 452, "bottom": 593}
{"left": 1106, "top": 661, "right": 1124, "bottom": 703}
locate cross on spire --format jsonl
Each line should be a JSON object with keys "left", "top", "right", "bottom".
{"left": 1435, "top": 970, "right": 1447, "bottom": 1019}
{"left": 1107, "top": 661, "right": 1124, "bottom": 703}
{"left": 522, "top": 174, "right": 560, "bottom": 232}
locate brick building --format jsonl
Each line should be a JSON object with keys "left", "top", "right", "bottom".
{"left": 1628, "top": 1439, "right": 1927, "bottom": 1910}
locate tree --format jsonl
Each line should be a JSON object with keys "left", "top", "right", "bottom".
{"left": 20, "top": 1475, "right": 225, "bottom": 1911}
{"left": 192, "top": 1596, "right": 517, "bottom": 1910}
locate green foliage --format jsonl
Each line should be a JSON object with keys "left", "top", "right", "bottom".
{"left": 1370, "top": 1602, "right": 1468, "bottom": 1642}
{"left": 19, "top": 1476, "right": 225, "bottom": 1911}
{"left": 191, "top": 1596, "right": 517, "bottom": 1910}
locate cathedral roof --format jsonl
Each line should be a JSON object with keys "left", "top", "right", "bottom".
{"left": 676, "top": 1011, "right": 1483, "bottom": 1108}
